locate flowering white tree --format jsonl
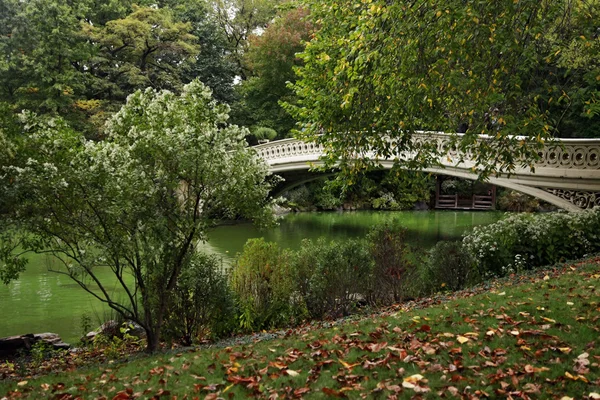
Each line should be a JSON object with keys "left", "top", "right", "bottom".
{"left": 0, "top": 80, "right": 273, "bottom": 351}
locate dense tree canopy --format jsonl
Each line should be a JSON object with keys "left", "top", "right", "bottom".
{"left": 289, "top": 0, "right": 600, "bottom": 178}
{"left": 237, "top": 7, "right": 313, "bottom": 137}
{"left": 213, "top": 0, "right": 284, "bottom": 80}
{"left": 0, "top": 0, "right": 240, "bottom": 137}
{"left": 84, "top": 5, "right": 198, "bottom": 98}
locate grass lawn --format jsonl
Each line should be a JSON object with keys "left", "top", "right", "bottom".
{"left": 1, "top": 257, "right": 600, "bottom": 399}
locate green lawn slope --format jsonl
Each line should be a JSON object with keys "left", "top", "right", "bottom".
{"left": 2, "top": 257, "right": 600, "bottom": 399}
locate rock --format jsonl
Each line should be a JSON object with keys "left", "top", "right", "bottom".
{"left": 81, "top": 331, "right": 99, "bottom": 343}
{"left": 413, "top": 201, "right": 429, "bottom": 211}
{"left": 0, "top": 333, "right": 69, "bottom": 359}
{"left": 124, "top": 321, "right": 146, "bottom": 339}
{"left": 33, "top": 333, "right": 61, "bottom": 344}
{"left": 53, "top": 342, "right": 70, "bottom": 350}
{"left": 99, "top": 320, "right": 120, "bottom": 337}
{"left": 348, "top": 293, "right": 367, "bottom": 307}
{"left": 83, "top": 320, "right": 146, "bottom": 342}
{"left": 271, "top": 203, "right": 291, "bottom": 216}
{"left": 0, "top": 334, "right": 35, "bottom": 358}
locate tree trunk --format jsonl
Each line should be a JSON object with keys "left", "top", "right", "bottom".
{"left": 145, "top": 328, "right": 160, "bottom": 353}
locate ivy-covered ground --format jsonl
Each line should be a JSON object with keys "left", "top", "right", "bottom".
{"left": 1, "top": 257, "right": 599, "bottom": 399}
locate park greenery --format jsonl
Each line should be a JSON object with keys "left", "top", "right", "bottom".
{"left": 2, "top": 256, "right": 600, "bottom": 397}
{"left": 289, "top": 0, "right": 600, "bottom": 180}
{"left": 0, "top": 1, "right": 599, "bottom": 394}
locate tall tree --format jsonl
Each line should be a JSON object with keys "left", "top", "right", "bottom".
{"left": 238, "top": 7, "right": 313, "bottom": 136}
{"left": 213, "top": 0, "right": 284, "bottom": 79}
{"left": 0, "top": 0, "right": 236, "bottom": 137}
{"left": 84, "top": 5, "right": 199, "bottom": 99}
{"left": 289, "top": 0, "right": 600, "bottom": 178}
{"left": 166, "top": 0, "right": 239, "bottom": 103}
{"left": 0, "top": 80, "right": 273, "bottom": 351}
{"left": 0, "top": 0, "right": 92, "bottom": 128}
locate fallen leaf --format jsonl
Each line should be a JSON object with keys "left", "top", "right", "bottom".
{"left": 286, "top": 369, "right": 300, "bottom": 377}
{"left": 338, "top": 359, "right": 360, "bottom": 369}
{"left": 365, "top": 342, "right": 388, "bottom": 352}
{"left": 322, "top": 387, "right": 346, "bottom": 397}
{"left": 559, "top": 347, "right": 572, "bottom": 354}
{"left": 403, "top": 374, "right": 424, "bottom": 384}
{"left": 457, "top": 336, "right": 469, "bottom": 344}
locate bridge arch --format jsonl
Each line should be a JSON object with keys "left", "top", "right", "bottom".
{"left": 270, "top": 161, "right": 580, "bottom": 211}
{"left": 254, "top": 135, "right": 600, "bottom": 211}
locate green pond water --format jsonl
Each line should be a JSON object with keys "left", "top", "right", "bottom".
{"left": 0, "top": 210, "right": 502, "bottom": 344}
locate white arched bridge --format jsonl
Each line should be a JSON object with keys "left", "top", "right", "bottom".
{"left": 254, "top": 133, "right": 600, "bottom": 211}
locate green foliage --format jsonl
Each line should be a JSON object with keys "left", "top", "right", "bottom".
{"left": 80, "top": 313, "right": 93, "bottom": 338}
{"left": 441, "top": 179, "right": 473, "bottom": 197}
{"left": 0, "top": 80, "right": 273, "bottom": 351}
{"left": 92, "top": 325, "right": 142, "bottom": 360}
{"left": 421, "top": 241, "right": 479, "bottom": 293}
{"left": 366, "top": 223, "right": 421, "bottom": 304}
{"left": 168, "top": 0, "right": 238, "bottom": 104}
{"left": 292, "top": 238, "right": 374, "bottom": 319}
{"left": 463, "top": 209, "right": 600, "bottom": 277}
{"left": 164, "top": 253, "right": 236, "bottom": 345}
{"left": 283, "top": 171, "right": 433, "bottom": 212}
{"left": 235, "top": 8, "right": 313, "bottom": 136}
{"left": 313, "top": 181, "right": 343, "bottom": 210}
{"left": 26, "top": 341, "right": 67, "bottom": 369}
{"left": 253, "top": 127, "right": 278, "bottom": 142}
{"left": 230, "top": 239, "right": 300, "bottom": 331}
{"left": 497, "top": 190, "right": 540, "bottom": 212}
{"left": 0, "top": 0, "right": 236, "bottom": 137}
{"left": 212, "top": 0, "right": 283, "bottom": 80}
{"left": 376, "top": 170, "right": 434, "bottom": 210}
{"left": 283, "top": 185, "right": 314, "bottom": 211}
{"left": 288, "top": 0, "right": 600, "bottom": 181}
{"left": 84, "top": 5, "right": 199, "bottom": 98}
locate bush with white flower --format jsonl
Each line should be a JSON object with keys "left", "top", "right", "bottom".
{"left": 0, "top": 80, "right": 273, "bottom": 351}
{"left": 463, "top": 208, "right": 600, "bottom": 277}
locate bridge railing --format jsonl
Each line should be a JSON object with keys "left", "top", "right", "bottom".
{"left": 254, "top": 132, "right": 600, "bottom": 173}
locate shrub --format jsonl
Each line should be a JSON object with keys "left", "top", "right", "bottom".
{"left": 293, "top": 238, "right": 374, "bottom": 319}
{"left": 313, "top": 181, "right": 342, "bottom": 210}
{"left": 253, "top": 127, "right": 278, "bottom": 142}
{"left": 163, "top": 253, "right": 236, "bottom": 345}
{"left": 371, "top": 192, "right": 403, "bottom": 210}
{"left": 497, "top": 190, "right": 539, "bottom": 212}
{"left": 230, "top": 239, "right": 300, "bottom": 331}
{"left": 421, "top": 241, "right": 479, "bottom": 293}
{"left": 366, "top": 223, "right": 421, "bottom": 304}
{"left": 463, "top": 209, "right": 600, "bottom": 277}
{"left": 284, "top": 185, "right": 313, "bottom": 210}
